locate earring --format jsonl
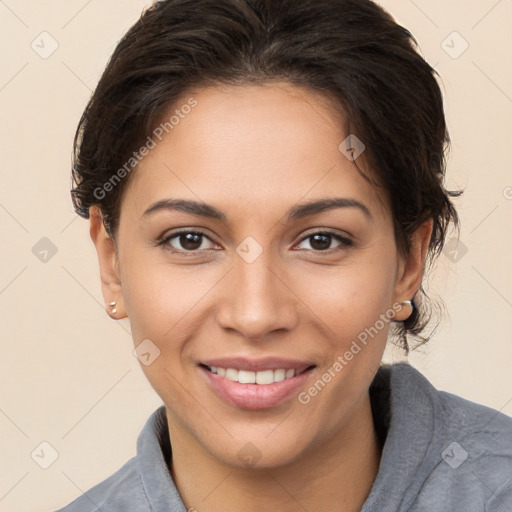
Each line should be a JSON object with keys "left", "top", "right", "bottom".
{"left": 109, "top": 301, "right": 117, "bottom": 315}
{"left": 401, "top": 300, "right": 413, "bottom": 309}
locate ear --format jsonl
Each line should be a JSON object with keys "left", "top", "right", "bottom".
{"left": 392, "top": 218, "right": 433, "bottom": 321}
{"left": 89, "top": 206, "right": 126, "bottom": 319}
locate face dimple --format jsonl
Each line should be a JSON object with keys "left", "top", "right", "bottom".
{"left": 115, "top": 82, "right": 401, "bottom": 469}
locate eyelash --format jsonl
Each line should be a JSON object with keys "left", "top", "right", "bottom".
{"left": 156, "top": 229, "right": 353, "bottom": 255}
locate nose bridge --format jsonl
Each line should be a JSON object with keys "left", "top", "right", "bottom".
{"left": 216, "top": 240, "right": 297, "bottom": 338}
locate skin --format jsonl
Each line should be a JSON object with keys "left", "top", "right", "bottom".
{"left": 90, "top": 82, "right": 433, "bottom": 512}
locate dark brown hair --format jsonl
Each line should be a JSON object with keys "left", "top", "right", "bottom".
{"left": 70, "top": 0, "right": 463, "bottom": 352}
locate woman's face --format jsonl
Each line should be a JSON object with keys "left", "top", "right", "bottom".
{"left": 92, "top": 82, "right": 430, "bottom": 468}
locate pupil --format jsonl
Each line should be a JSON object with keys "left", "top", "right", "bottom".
{"left": 311, "top": 234, "right": 330, "bottom": 251}
{"left": 181, "top": 233, "right": 202, "bottom": 250}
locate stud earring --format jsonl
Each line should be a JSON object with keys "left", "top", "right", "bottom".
{"left": 109, "top": 301, "right": 117, "bottom": 315}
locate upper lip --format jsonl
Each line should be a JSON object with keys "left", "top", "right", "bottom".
{"left": 200, "top": 357, "right": 316, "bottom": 373}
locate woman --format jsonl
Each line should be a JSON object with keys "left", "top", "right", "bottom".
{"left": 57, "top": 0, "right": 512, "bottom": 510}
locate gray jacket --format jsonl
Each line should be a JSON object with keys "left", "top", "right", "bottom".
{"left": 56, "top": 362, "right": 512, "bottom": 511}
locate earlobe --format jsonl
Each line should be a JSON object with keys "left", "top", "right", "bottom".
{"left": 392, "top": 218, "right": 433, "bottom": 322}
{"left": 89, "top": 206, "right": 126, "bottom": 319}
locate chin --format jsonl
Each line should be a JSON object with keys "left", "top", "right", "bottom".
{"left": 206, "top": 435, "right": 310, "bottom": 470}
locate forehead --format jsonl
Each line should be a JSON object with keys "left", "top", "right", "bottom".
{"left": 121, "top": 82, "right": 389, "bottom": 222}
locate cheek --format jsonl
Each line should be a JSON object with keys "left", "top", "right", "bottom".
{"left": 295, "top": 256, "right": 397, "bottom": 430}
{"left": 296, "top": 246, "right": 397, "bottom": 342}
{"left": 120, "top": 248, "right": 206, "bottom": 339}
{"left": 119, "top": 255, "right": 220, "bottom": 397}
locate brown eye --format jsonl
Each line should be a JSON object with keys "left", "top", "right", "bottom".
{"left": 296, "top": 231, "right": 353, "bottom": 252}
{"left": 159, "top": 230, "right": 216, "bottom": 252}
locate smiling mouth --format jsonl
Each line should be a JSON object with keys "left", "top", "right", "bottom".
{"left": 200, "top": 364, "right": 315, "bottom": 385}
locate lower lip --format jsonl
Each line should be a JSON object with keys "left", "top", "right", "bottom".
{"left": 199, "top": 366, "right": 314, "bottom": 410}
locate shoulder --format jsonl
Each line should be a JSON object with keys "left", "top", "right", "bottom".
{"left": 55, "top": 456, "right": 149, "bottom": 511}
{"left": 54, "top": 406, "right": 183, "bottom": 512}
{"left": 387, "top": 362, "right": 511, "bottom": 455}
{"left": 436, "top": 389, "right": 512, "bottom": 509}
{"left": 390, "top": 363, "right": 512, "bottom": 510}
{"left": 437, "top": 388, "right": 512, "bottom": 457}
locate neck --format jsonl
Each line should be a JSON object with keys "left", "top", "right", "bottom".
{"left": 167, "top": 392, "right": 381, "bottom": 512}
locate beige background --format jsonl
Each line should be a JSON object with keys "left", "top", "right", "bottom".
{"left": 0, "top": 1, "right": 511, "bottom": 511}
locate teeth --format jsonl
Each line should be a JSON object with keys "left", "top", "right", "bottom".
{"left": 255, "top": 369, "right": 274, "bottom": 385}
{"left": 238, "top": 370, "right": 256, "bottom": 384}
{"left": 208, "top": 366, "right": 299, "bottom": 384}
{"left": 226, "top": 368, "right": 238, "bottom": 381}
{"left": 273, "top": 369, "right": 286, "bottom": 382}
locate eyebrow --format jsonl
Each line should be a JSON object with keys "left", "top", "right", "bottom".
{"left": 141, "top": 197, "right": 372, "bottom": 223}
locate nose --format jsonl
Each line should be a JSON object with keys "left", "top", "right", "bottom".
{"left": 215, "top": 249, "right": 299, "bottom": 340}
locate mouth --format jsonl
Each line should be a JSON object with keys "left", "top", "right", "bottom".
{"left": 198, "top": 359, "right": 317, "bottom": 410}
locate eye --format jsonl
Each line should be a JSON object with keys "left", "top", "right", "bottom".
{"left": 158, "top": 230, "right": 218, "bottom": 252}
{"left": 157, "top": 229, "right": 353, "bottom": 254}
{"left": 295, "top": 230, "right": 353, "bottom": 252}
